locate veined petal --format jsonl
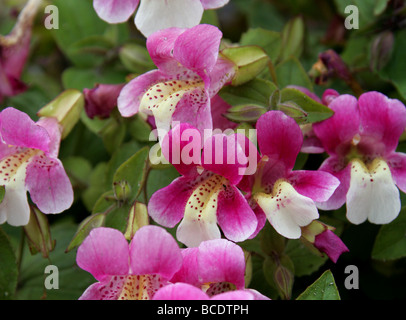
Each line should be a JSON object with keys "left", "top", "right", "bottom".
{"left": 200, "top": 0, "right": 230, "bottom": 9}
{"left": 129, "top": 225, "right": 183, "bottom": 280}
{"left": 135, "top": 0, "right": 204, "bottom": 37}
{"left": 76, "top": 227, "right": 130, "bottom": 282}
{"left": 148, "top": 175, "right": 194, "bottom": 228}
{"left": 216, "top": 185, "right": 257, "bottom": 242}
{"left": 313, "top": 94, "right": 360, "bottom": 157}
{"left": 93, "top": 0, "right": 139, "bottom": 24}
{"left": 288, "top": 170, "right": 340, "bottom": 203}
{"left": 197, "top": 239, "right": 246, "bottom": 290}
{"left": 254, "top": 180, "right": 319, "bottom": 239}
{"left": 358, "top": 91, "right": 406, "bottom": 156}
{"left": 257, "top": 111, "right": 303, "bottom": 171}
{"left": 346, "top": 158, "right": 400, "bottom": 225}
{"left": 173, "top": 24, "right": 223, "bottom": 85}
{"left": 117, "top": 70, "right": 168, "bottom": 117}
{"left": 25, "top": 156, "right": 73, "bottom": 214}
{"left": 0, "top": 107, "right": 50, "bottom": 153}
{"left": 153, "top": 283, "right": 209, "bottom": 300}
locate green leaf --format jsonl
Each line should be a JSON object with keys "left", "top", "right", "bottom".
{"left": 279, "top": 87, "right": 334, "bottom": 124}
{"left": 275, "top": 57, "right": 313, "bottom": 90}
{"left": 279, "top": 16, "right": 305, "bottom": 62}
{"left": 0, "top": 227, "right": 18, "bottom": 300}
{"left": 372, "top": 208, "right": 406, "bottom": 260}
{"left": 296, "top": 270, "right": 340, "bottom": 300}
{"left": 240, "top": 28, "right": 282, "bottom": 63}
{"left": 224, "top": 104, "right": 267, "bottom": 123}
{"left": 219, "top": 78, "right": 277, "bottom": 108}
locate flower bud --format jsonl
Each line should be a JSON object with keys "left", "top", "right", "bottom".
{"left": 83, "top": 83, "right": 125, "bottom": 119}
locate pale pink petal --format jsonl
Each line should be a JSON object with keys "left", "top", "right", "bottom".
{"left": 201, "top": 133, "right": 248, "bottom": 185}
{"left": 79, "top": 276, "right": 127, "bottom": 300}
{"left": 153, "top": 283, "right": 209, "bottom": 300}
{"left": 117, "top": 70, "right": 168, "bottom": 117}
{"left": 256, "top": 111, "right": 303, "bottom": 171}
{"left": 200, "top": 0, "right": 230, "bottom": 9}
{"left": 25, "top": 156, "right": 73, "bottom": 214}
{"left": 206, "top": 57, "right": 236, "bottom": 96}
{"left": 129, "top": 225, "right": 183, "bottom": 280}
{"left": 36, "top": 117, "right": 62, "bottom": 158}
{"left": 358, "top": 91, "right": 406, "bottom": 156}
{"left": 135, "top": 0, "right": 204, "bottom": 37}
{"left": 346, "top": 159, "right": 400, "bottom": 225}
{"left": 288, "top": 170, "right": 340, "bottom": 203}
{"left": 387, "top": 152, "right": 406, "bottom": 194}
{"left": 197, "top": 239, "right": 246, "bottom": 289}
{"left": 173, "top": 24, "right": 223, "bottom": 85}
{"left": 93, "top": 0, "right": 139, "bottom": 24}
{"left": 321, "top": 89, "right": 339, "bottom": 105}
{"left": 211, "top": 290, "right": 255, "bottom": 300}
{"left": 0, "top": 107, "right": 50, "bottom": 153}
{"left": 148, "top": 176, "right": 194, "bottom": 228}
{"left": 313, "top": 94, "right": 359, "bottom": 157}
{"left": 314, "top": 230, "right": 349, "bottom": 263}
{"left": 316, "top": 156, "right": 351, "bottom": 211}
{"left": 76, "top": 227, "right": 130, "bottom": 282}
{"left": 216, "top": 185, "right": 257, "bottom": 242}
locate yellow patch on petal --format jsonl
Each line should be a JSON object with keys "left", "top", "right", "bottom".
{"left": 139, "top": 79, "right": 204, "bottom": 122}
{"left": 117, "top": 274, "right": 165, "bottom": 300}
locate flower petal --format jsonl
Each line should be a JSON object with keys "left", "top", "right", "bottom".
{"left": 0, "top": 107, "right": 50, "bottom": 153}
{"left": 255, "top": 181, "right": 319, "bottom": 239}
{"left": 358, "top": 91, "right": 406, "bottom": 156}
{"left": 25, "top": 156, "right": 73, "bottom": 214}
{"left": 129, "top": 225, "right": 183, "bottom": 280}
{"left": 387, "top": 152, "right": 406, "bottom": 194}
{"left": 200, "top": 0, "right": 230, "bottom": 9}
{"left": 197, "top": 239, "right": 246, "bottom": 289}
{"left": 288, "top": 170, "right": 340, "bottom": 203}
{"left": 0, "top": 183, "right": 30, "bottom": 226}
{"left": 36, "top": 117, "right": 62, "bottom": 158}
{"left": 211, "top": 290, "right": 254, "bottom": 300}
{"left": 76, "top": 227, "right": 130, "bottom": 282}
{"left": 346, "top": 159, "right": 400, "bottom": 225}
{"left": 170, "top": 247, "right": 200, "bottom": 286}
{"left": 148, "top": 175, "right": 193, "bottom": 228}
{"left": 135, "top": 0, "right": 204, "bottom": 37}
{"left": 256, "top": 111, "right": 303, "bottom": 171}
{"left": 314, "top": 230, "right": 349, "bottom": 263}
{"left": 153, "top": 283, "right": 209, "bottom": 300}
{"left": 313, "top": 94, "right": 360, "bottom": 157}
{"left": 216, "top": 185, "right": 257, "bottom": 242}
{"left": 93, "top": 0, "right": 139, "bottom": 24}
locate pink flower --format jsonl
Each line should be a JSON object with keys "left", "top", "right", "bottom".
{"left": 148, "top": 123, "right": 259, "bottom": 247}
{"left": 313, "top": 91, "right": 406, "bottom": 225}
{"left": 93, "top": 0, "right": 230, "bottom": 37}
{"left": 166, "top": 238, "right": 270, "bottom": 300}
{"left": 83, "top": 83, "right": 125, "bottom": 119}
{"left": 242, "top": 110, "right": 340, "bottom": 239}
{"left": 76, "top": 225, "right": 183, "bottom": 300}
{"left": 117, "top": 24, "right": 235, "bottom": 137}
{"left": 0, "top": 108, "right": 73, "bottom": 226}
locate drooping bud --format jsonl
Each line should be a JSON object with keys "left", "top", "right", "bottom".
{"left": 370, "top": 31, "right": 394, "bottom": 72}
{"left": 83, "top": 83, "right": 125, "bottom": 119}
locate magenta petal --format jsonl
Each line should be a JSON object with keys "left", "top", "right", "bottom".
{"left": 313, "top": 94, "right": 359, "bottom": 157}
{"left": 358, "top": 91, "right": 406, "bottom": 155}
{"left": 288, "top": 170, "right": 340, "bottom": 203}
{"left": 76, "top": 227, "right": 130, "bottom": 282}
{"left": 387, "top": 152, "right": 406, "bottom": 194}
{"left": 201, "top": 133, "right": 248, "bottom": 185}
{"left": 117, "top": 70, "right": 168, "bottom": 117}
{"left": 170, "top": 248, "right": 200, "bottom": 286}
{"left": 257, "top": 111, "right": 303, "bottom": 171}
{"left": 84, "top": 83, "right": 125, "bottom": 119}
{"left": 316, "top": 156, "right": 351, "bottom": 211}
{"left": 321, "top": 89, "right": 339, "bottom": 105}
{"left": 153, "top": 283, "right": 209, "bottom": 300}
{"left": 197, "top": 239, "right": 246, "bottom": 289}
{"left": 147, "top": 27, "right": 186, "bottom": 74}
{"left": 173, "top": 24, "right": 222, "bottom": 84}
{"left": 314, "top": 229, "right": 349, "bottom": 263}
{"left": 25, "top": 156, "right": 73, "bottom": 214}
{"left": 211, "top": 95, "right": 238, "bottom": 131}
{"left": 148, "top": 175, "right": 194, "bottom": 227}
{"left": 129, "top": 225, "right": 183, "bottom": 280}
{"left": 217, "top": 186, "right": 257, "bottom": 242}
{"left": 0, "top": 107, "right": 50, "bottom": 152}
{"left": 93, "top": 0, "right": 139, "bottom": 24}
{"left": 211, "top": 290, "right": 254, "bottom": 300}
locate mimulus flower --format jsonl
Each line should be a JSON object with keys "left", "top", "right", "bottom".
{"left": 168, "top": 238, "right": 270, "bottom": 300}
{"left": 117, "top": 24, "right": 235, "bottom": 138}
{"left": 242, "top": 110, "right": 340, "bottom": 239}
{"left": 148, "top": 123, "right": 258, "bottom": 247}
{"left": 313, "top": 91, "right": 406, "bottom": 225}
{"left": 93, "top": 0, "right": 230, "bottom": 37}
{"left": 76, "top": 225, "right": 183, "bottom": 300}
{"left": 0, "top": 108, "right": 73, "bottom": 226}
